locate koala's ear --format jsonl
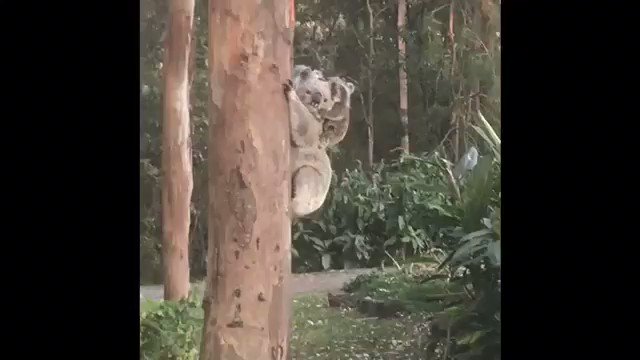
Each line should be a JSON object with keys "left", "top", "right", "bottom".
{"left": 345, "top": 82, "right": 356, "bottom": 95}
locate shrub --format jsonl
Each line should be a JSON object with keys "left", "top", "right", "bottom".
{"left": 424, "top": 112, "right": 501, "bottom": 360}
{"left": 140, "top": 297, "right": 203, "bottom": 360}
{"left": 293, "top": 153, "right": 462, "bottom": 270}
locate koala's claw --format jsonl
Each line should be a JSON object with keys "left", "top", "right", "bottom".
{"left": 283, "top": 80, "right": 293, "bottom": 93}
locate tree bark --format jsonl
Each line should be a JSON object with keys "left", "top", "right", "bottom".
{"left": 398, "top": 0, "right": 409, "bottom": 154}
{"left": 366, "top": 0, "right": 375, "bottom": 168}
{"left": 162, "top": 0, "right": 195, "bottom": 301}
{"left": 200, "top": 0, "right": 294, "bottom": 359}
{"left": 448, "top": 0, "right": 459, "bottom": 161}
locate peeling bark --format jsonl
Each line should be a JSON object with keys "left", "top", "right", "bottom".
{"left": 162, "top": 0, "right": 195, "bottom": 301}
{"left": 200, "top": 0, "right": 294, "bottom": 359}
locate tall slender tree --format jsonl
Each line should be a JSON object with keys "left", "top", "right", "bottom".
{"left": 199, "top": 0, "right": 294, "bottom": 359}
{"left": 398, "top": 0, "right": 409, "bottom": 154}
{"left": 366, "top": 0, "right": 375, "bottom": 168}
{"left": 161, "top": 0, "right": 195, "bottom": 301}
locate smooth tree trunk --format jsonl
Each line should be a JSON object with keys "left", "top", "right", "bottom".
{"left": 397, "top": 0, "right": 409, "bottom": 154}
{"left": 200, "top": 0, "right": 294, "bottom": 359}
{"left": 448, "top": 0, "right": 460, "bottom": 160}
{"left": 162, "top": 0, "right": 195, "bottom": 301}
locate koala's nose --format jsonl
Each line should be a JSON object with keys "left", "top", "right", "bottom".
{"left": 311, "top": 91, "right": 323, "bottom": 105}
{"left": 300, "top": 69, "right": 310, "bottom": 79}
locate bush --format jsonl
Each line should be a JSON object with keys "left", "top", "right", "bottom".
{"left": 298, "top": 111, "right": 502, "bottom": 359}
{"left": 140, "top": 297, "right": 203, "bottom": 360}
{"left": 423, "top": 114, "right": 501, "bottom": 360}
{"left": 293, "top": 153, "right": 462, "bottom": 271}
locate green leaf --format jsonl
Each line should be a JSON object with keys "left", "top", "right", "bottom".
{"left": 187, "top": 308, "right": 204, "bottom": 320}
{"left": 487, "top": 241, "right": 501, "bottom": 266}
{"left": 321, "top": 254, "right": 332, "bottom": 270}
{"left": 471, "top": 124, "right": 501, "bottom": 161}
{"left": 384, "top": 236, "right": 397, "bottom": 247}
{"left": 477, "top": 110, "right": 501, "bottom": 146}
{"left": 460, "top": 229, "right": 493, "bottom": 243}
{"left": 308, "top": 236, "right": 325, "bottom": 249}
{"left": 398, "top": 216, "right": 406, "bottom": 231}
{"left": 449, "top": 237, "right": 489, "bottom": 265}
{"left": 457, "top": 330, "right": 490, "bottom": 345}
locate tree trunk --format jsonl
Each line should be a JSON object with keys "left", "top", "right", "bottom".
{"left": 398, "top": 0, "right": 409, "bottom": 154}
{"left": 448, "top": 0, "right": 460, "bottom": 161}
{"left": 200, "top": 0, "right": 294, "bottom": 359}
{"left": 162, "top": 0, "right": 195, "bottom": 301}
{"left": 366, "top": 0, "right": 375, "bottom": 168}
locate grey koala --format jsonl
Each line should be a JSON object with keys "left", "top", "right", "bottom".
{"left": 285, "top": 66, "right": 355, "bottom": 218}
{"left": 320, "top": 76, "right": 356, "bottom": 147}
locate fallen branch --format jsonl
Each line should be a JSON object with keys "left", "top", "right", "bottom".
{"left": 384, "top": 250, "right": 403, "bottom": 271}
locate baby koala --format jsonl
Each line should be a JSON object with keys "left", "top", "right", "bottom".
{"left": 320, "top": 76, "right": 356, "bottom": 147}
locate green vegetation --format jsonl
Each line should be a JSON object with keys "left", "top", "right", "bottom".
{"left": 140, "top": 297, "right": 203, "bottom": 360}
{"left": 140, "top": 293, "right": 432, "bottom": 360}
{"left": 291, "top": 294, "right": 430, "bottom": 359}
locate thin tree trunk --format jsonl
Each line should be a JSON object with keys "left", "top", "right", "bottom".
{"left": 366, "top": 0, "right": 375, "bottom": 168}
{"left": 162, "top": 0, "right": 195, "bottom": 301}
{"left": 398, "top": 0, "right": 409, "bottom": 154}
{"left": 200, "top": 0, "right": 294, "bottom": 359}
{"left": 448, "top": 0, "right": 459, "bottom": 161}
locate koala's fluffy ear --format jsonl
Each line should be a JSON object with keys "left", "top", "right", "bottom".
{"left": 345, "top": 82, "right": 356, "bottom": 95}
{"left": 293, "top": 65, "right": 309, "bottom": 79}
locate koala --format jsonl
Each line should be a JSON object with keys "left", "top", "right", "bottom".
{"left": 284, "top": 77, "right": 332, "bottom": 218}
{"left": 319, "top": 76, "right": 356, "bottom": 147}
{"left": 284, "top": 67, "right": 355, "bottom": 218}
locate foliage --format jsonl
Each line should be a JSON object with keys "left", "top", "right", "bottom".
{"left": 325, "top": 110, "right": 501, "bottom": 359}
{"left": 140, "top": 292, "right": 434, "bottom": 360}
{"left": 342, "top": 271, "right": 464, "bottom": 314}
{"left": 293, "top": 152, "right": 463, "bottom": 271}
{"left": 291, "top": 294, "right": 432, "bottom": 359}
{"left": 140, "top": 296, "right": 204, "bottom": 360}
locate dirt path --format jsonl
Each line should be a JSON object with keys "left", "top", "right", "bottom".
{"left": 140, "top": 268, "right": 389, "bottom": 301}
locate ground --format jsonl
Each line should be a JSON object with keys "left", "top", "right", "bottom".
{"left": 141, "top": 268, "right": 431, "bottom": 359}
{"left": 291, "top": 294, "right": 430, "bottom": 360}
{"left": 140, "top": 268, "right": 390, "bottom": 300}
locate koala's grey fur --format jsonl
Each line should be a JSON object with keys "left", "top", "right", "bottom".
{"left": 290, "top": 146, "right": 333, "bottom": 218}
{"left": 285, "top": 66, "right": 356, "bottom": 218}
{"left": 293, "top": 65, "right": 337, "bottom": 118}
{"left": 320, "top": 76, "right": 356, "bottom": 147}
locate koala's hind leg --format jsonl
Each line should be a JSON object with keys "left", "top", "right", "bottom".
{"left": 290, "top": 147, "right": 332, "bottom": 218}
{"left": 291, "top": 166, "right": 331, "bottom": 218}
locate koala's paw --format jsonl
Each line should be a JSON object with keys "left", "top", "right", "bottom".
{"left": 283, "top": 79, "right": 294, "bottom": 95}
